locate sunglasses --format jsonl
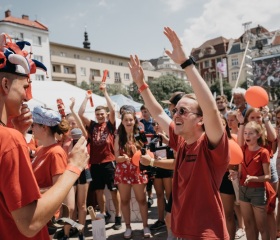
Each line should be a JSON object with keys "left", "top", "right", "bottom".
{"left": 172, "top": 107, "right": 202, "bottom": 116}
{"left": 152, "top": 122, "right": 159, "bottom": 126}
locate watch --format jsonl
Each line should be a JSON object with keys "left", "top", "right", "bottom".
{"left": 180, "top": 56, "right": 196, "bottom": 69}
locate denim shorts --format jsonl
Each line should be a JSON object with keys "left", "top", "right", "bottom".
{"left": 239, "top": 186, "right": 266, "bottom": 206}
{"left": 270, "top": 154, "right": 278, "bottom": 183}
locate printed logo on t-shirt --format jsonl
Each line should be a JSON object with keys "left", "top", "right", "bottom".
{"left": 91, "top": 125, "right": 109, "bottom": 146}
{"left": 184, "top": 154, "right": 197, "bottom": 162}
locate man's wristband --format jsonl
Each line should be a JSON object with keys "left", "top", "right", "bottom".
{"left": 150, "top": 158, "right": 154, "bottom": 167}
{"left": 239, "top": 122, "right": 244, "bottom": 125}
{"left": 66, "top": 164, "right": 81, "bottom": 176}
{"left": 138, "top": 83, "right": 149, "bottom": 93}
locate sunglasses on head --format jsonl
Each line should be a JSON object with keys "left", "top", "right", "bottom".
{"left": 171, "top": 107, "right": 202, "bottom": 116}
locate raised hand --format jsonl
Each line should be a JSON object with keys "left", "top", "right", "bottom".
{"left": 236, "top": 109, "right": 245, "bottom": 124}
{"left": 128, "top": 55, "right": 145, "bottom": 87}
{"left": 163, "top": 27, "right": 188, "bottom": 65}
{"left": 69, "top": 97, "right": 75, "bottom": 111}
{"left": 99, "top": 82, "right": 106, "bottom": 92}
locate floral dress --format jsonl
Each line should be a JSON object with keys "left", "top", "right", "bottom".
{"left": 114, "top": 148, "right": 148, "bottom": 185}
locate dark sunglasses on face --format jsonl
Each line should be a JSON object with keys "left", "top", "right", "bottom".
{"left": 152, "top": 122, "right": 159, "bottom": 126}
{"left": 172, "top": 107, "right": 202, "bottom": 116}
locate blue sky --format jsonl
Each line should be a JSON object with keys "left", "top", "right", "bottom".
{"left": 1, "top": 0, "right": 280, "bottom": 60}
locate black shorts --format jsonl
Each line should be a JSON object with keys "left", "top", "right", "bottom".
{"left": 219, "top": 171, "right": 235, "bottom": 195}
{"left": 74, "top": 168, "right": 92, "bottom": 185}
{"left": 90, "top": 161, "right": 117, "bottom": 191}
{"left": 155, "top": 167, "right": 173, "bottom": 179}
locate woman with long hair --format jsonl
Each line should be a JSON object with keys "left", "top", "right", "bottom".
{"left": 114, "top": 110, "right": 151, "bottom": 239}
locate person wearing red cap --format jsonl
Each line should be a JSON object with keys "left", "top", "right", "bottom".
{"left": 0, "top": 33, "right": 89, "bottom": 240}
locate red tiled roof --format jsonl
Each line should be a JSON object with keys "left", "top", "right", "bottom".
{"left": 272, "top": 35, "right": 280, "bottom": 46}
{"left": 0, "top": 16, "right": 48, "bottom": 31}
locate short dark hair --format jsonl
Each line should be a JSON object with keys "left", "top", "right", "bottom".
{"left": 140, "top": 105, "right": 147, "bottom": 111}
{"left": 95, "top": 106, "right": 107, "bottom": 112}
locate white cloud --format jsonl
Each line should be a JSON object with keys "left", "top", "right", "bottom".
{"left": 98, "top": 0, "right": 107, "bottom": 7}
{"left": 181, "top": 0, "right": 280, "bottom": 54}
{"left": 162, "top": 0, "right": 186, "bottom": 12}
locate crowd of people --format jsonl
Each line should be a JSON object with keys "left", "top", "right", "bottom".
{"left": 1, "top": 27, "right": 280, "bottom": 240}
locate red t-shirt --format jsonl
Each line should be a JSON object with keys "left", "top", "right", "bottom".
{"left": 32, "top": 143, "right": 67, "bottom": 188}
{"left": 169, "top": 122, "right": 229, "bottom": 239}
{"left": 87, "top": 120, "right": 115, "bottom": 164}
{"left": 0, "top": 126, "right": 49, "bottom": 239}
{"left": 240, "top": 145, "right": 270, "bottom": 188}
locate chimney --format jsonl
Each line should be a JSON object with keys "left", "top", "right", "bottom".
{"left": 5, "top": 10, "right": 11, "bottom": 18}
{"left": 22, "top": 14, "right": 29, "bottom": 20}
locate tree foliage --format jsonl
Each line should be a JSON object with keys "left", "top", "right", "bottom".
{"left": 78, "top": 81, "right": 129, "bottom": 96}
{"left": 128, "top": 75, "right": 193, "bottom": 106}
{"left": 209, "top": 79, "right": 233, "bottom": 101}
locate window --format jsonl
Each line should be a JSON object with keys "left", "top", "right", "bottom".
{"left": 35, "top": 74, "right": 44, "bottom": 81}
{"left": 90, "top": 69, "right": 101, "bottom": 77}
{"left": 231, "top": 71, "right": 238, "bottom": 81}
{"left": 80, "top": 67, "right": 86, "bottom": 76}
{"left": 33, "top": 55, "right": 43, "bottom": 62}
{"left": 204, "top": 60, "right": 210, "bottom": 68}
{"left": 52, "top": 65, "right": 60, "bottom": 73}
{"left": 98, "top": 58, "right": 103, "bottom": 63}
{"left": 74, "top": 54, "right": 80, "bottom": 59}
{"left": 64, "top": 66, "right": 71, "bottom": 74}
{"left": 60, "top": 52, "right": 66, "bottom": 57}
{"left": 86, "top": 56, "right": 92, "bottom": 61}
{"left": 33, "top": 36, "right": 42, "bottom": 46}
{"left": 119, "top": 62, "right": 123, "bottom": 66}
{"left": 124, "top": 73, "right": 130, "bottom": 80}
{"left": 114, "top": 72, "right": 121, "bottom": 83}
{"left": 231, "top": 58, "right": 239, "bottom": 66}
{"left": 109, "top": 60, "right": 114, "bottom": 65}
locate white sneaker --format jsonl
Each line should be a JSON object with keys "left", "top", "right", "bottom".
{"left": 235, "top": 228, "right": 245, "bottom": 239}
{"left": 124, "top": 228, "right": 132, "bottom": 239}
{"left": 143, "top": 227, "right": 152, "bottom": 238}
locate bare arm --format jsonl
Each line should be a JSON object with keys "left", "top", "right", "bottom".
{"left": 244, "top": 162, "right": 271, "bottom": 184}
{"left": 69, "top": 97, "right": 88, "bottom": 138}
{"left": 163, "top": 27, "right": 223, "bottom": 147}
{"left": 78, "top": 93, "right": 91, "bottom": 127}
{"left": 236, "top": 110, "right": 245, "bottom": 146}
{"left": 140, "top": 154, "right": 175, "bottom": 170}
{"left": 264, "top": 120, "right": 277, "bottom": 143}
{"left": 129, "top": 55, "right": 172, "bottom": 134}
{"left": 11, "top": 137, "right": 89, "bottom": 237}
{"left": 114, "top": 134, "right": 130, "bottom": 163}
{"left": 100, "top": 82, "right": 115, "bottom": 125}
